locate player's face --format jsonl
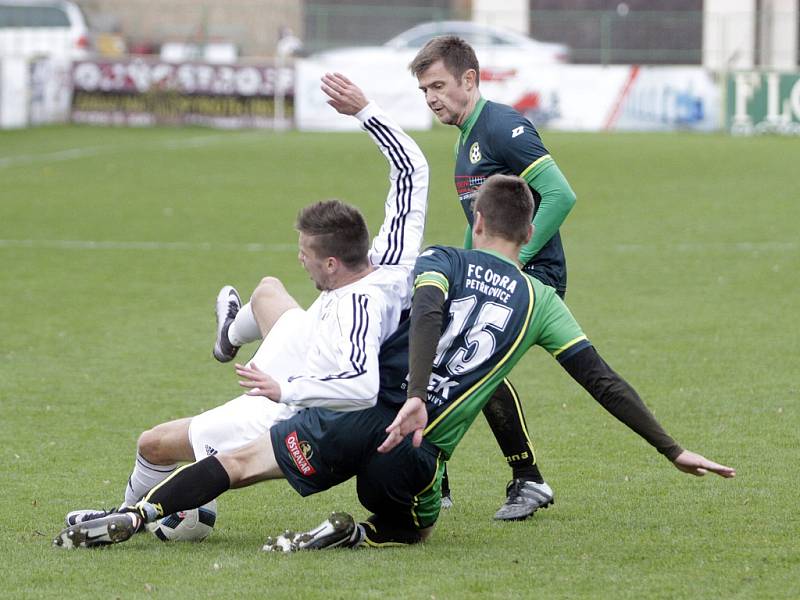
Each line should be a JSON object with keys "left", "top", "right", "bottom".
{"left": 416, "top": 60, "right": 475, "bottom": 127}
{"left": 298, "top": 233, "right": 333, "bottom": 291}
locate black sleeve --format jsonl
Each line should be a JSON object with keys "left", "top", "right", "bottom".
{"left": 560, "top": 346, "right": 684, "bottom": 461}
{"left": 406, "top": 285, "right": 446, "bottom": 401}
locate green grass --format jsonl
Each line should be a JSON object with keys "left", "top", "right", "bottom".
{"left": 1, "top": 124, "right": 797, "bottom": 599}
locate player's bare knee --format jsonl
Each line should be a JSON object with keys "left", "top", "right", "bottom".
{"left": 137, "top": 428, "right": 162, "bottom": 463}
{"left": 138, "top": 421, "right": 187, "bottom": 464}
{"left": 251, "top": 276, "right": 286, "bottom": 306}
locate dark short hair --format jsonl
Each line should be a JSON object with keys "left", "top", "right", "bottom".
{"left": 295, "top": 199, "right": 370, "bottom": 269}
{"left": 409, "top": 35, "right": 480, "bottom": 84}
{"left": 473, "top": 175, "right": 533, "bottom": 245}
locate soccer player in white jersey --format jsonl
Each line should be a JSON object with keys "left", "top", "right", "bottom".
{"left": 65, "top": 73, "right": 429, "bottom": 526}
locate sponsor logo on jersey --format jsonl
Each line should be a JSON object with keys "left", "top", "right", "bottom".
{"left": 455, "top": 175, "right": 486, "bottom": 205}
{"left": 455, "top": 175, "right": 486, "bottom": 197}
{"left": 469, "top": 142, "right": 481, "bottom": 164}
{"left": 512, "top": 126, "right": 524, "bottom": 138}
{"left": 285, "top": 430, "right": 316, "bottom": 476}
{"left": 204, "top": 444, "right": 217, "bottom": 456}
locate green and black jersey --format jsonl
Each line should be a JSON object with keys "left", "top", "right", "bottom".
{"left": 378, "top": 245, "right": 589, "bottom": 459}
{"left": 454, "top": 98, "right": 576, "bottom": 295}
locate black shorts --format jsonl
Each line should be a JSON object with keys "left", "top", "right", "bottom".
{"left": 270, "top": 404, "right": 445, "bottom": 529}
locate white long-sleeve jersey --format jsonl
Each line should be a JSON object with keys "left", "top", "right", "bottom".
{"left": 278, "top": 103, "right": 429, "bottom": 411}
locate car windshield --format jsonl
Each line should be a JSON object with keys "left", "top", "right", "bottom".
{"left": 0, "top": 5, "right": 70, "bottom": 27}
{"left": 402, "top": 30, "right": 504, "bottom": 48}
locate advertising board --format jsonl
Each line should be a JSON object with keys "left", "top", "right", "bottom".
{"left": 71, "top": 59, "right": 294, "bottom": 129}
{"left": 727, "top": 72, "right": 800, "bottom": 135}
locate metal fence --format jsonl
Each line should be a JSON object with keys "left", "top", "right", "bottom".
{"left": 303, "top": 5, "right": 705, "bottom": 64}
{"left": 529, "top": 9, "right": 703, "bottom": 65}
{"left": 303, "top": 5, "right": 459, "bottom": 53}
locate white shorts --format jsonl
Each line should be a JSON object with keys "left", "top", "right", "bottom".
{"left": 188, "top": 307, "right": 312, "bottom": 459}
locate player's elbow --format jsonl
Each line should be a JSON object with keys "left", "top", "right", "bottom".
{"left": 563, "top": 186, "right": 577, "bottom": 210}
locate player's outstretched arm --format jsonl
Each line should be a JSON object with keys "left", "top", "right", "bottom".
{"left": 378, "top": 397, "right": 427, "bottom": 453}
{"left": 321, "top": 72, "right": 368, "bottom": 115}
{"left": 559, "top": 345, "right": 736, "bottom": 476}
{"left": 672, "top": 449, "right": 736, "bottom": 478}
{"left": 322, "top": 73, "right": 429, "bottom": 268}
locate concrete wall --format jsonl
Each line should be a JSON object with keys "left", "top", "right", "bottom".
{"left": 759, "top": 0, "right": 798, "bottom": 69}
{"left": 473, "top": 0, "right": 529, "bottom": 35}
{"left": 703, "top": 0, "right": 756, "bottom": 69}
{"left": 78, "top": 0, "right": 303, "bottom": 57}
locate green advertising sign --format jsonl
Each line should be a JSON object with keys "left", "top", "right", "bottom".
{"left": 727, "top": 72, "right": 800, "bottom": 135}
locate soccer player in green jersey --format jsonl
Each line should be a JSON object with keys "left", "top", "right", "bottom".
{"left": 55, "top": 175, "right": 734, "bottom": 551}
{"left": 409, "top": 35, "right": 578, "bottom": 519}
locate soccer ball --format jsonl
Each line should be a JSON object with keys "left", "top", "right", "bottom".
{"left": 147, "top": 500, "right": 217, "bottom": 542}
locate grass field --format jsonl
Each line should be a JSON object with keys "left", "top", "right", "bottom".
{"left": 1, "top": 123, "right": 798, "bottom": 599}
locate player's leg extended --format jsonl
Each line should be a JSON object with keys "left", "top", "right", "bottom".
{"left": 143, "top": 433, "right": 284, "bottom": 519}
{"left": 483, "top": 378, "right": 554, "bottom": 520}
{"left": 54, "top": 436, "right": 284, "bottom": 548}
{"left": 64, "top": 417, "right": 194, "bottom": 526}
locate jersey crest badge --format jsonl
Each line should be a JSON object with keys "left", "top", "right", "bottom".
{"left": 512, "top": 126, "right": 524, "bottom": 138}
{"left": 469, "top": 142, "right": 481, "bottom": 164}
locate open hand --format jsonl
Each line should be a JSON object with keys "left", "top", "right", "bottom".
{"left": 321, "top": 72, "right": 368, "bottom": 115}
{"left": 672, "top": 449, "right": 736, "bottom": 478}
{"left": 235, "top": 362, "right": 281, "bottom": 401}
{"left": 378, "top": 397, "right": 427, "bottom": 453}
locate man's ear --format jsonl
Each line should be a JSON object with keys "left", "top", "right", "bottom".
{"left": 524, "top": 223, "right": 534, "bottom": 246}
{"left": 473, "top": 210, "right": 485, "bottom": 235}
{"left": 463, "top": 68, "right": 478, "bottom": 90}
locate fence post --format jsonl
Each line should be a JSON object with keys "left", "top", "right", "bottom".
{"left": 600, "top": 12, "right": 612, "bottom": 65}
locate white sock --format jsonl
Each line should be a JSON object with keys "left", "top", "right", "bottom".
{"left": 124, "top": 453, "right": 178, "bottom": 506}
{"left": 228, "top": 301, "right": 262, "bottom": 347}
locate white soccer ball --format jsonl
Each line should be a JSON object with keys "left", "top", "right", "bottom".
{"left": 147, "top": 500, "right": 217, "bottom": 542}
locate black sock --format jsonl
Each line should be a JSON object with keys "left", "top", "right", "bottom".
{"left": 441, "top": 465, "right": 451, "bottom": 497}
{"left": 361, "top": 514, "right": 422, "bottom": 546}
{"left": 482, "top": 380, "right": 544, "bottom": 483}
{"left": 144, "top": 456, "right": 231, "bottom": 517}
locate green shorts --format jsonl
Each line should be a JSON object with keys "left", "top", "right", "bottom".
{"left": 270, "top": 404, "right": 444, "bottom": 530}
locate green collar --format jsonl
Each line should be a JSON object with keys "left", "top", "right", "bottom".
{"left": 458, "top": 97, "right": 487, "bottom": 146}
{"left": 476, "top": 247, "right": 519, "bottom": 268}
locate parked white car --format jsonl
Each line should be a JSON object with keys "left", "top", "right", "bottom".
{"left": 0, "top": 0, "right": 91, "bottom": 60}
{"left": 312, "top": 20, "right": 570, "bottom": 69}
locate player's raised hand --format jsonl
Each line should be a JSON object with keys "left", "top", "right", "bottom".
{"left": 378, "top": 397, "right": 427, "bottom": 453}
{"left": 235, "top": 362, "right": 281, "bottom": 401}
{"left": 321, "top": 72, "right": 368, "bottom": 115}
{"left": 672, "top": 449, "right": 736, "bottom": 478}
